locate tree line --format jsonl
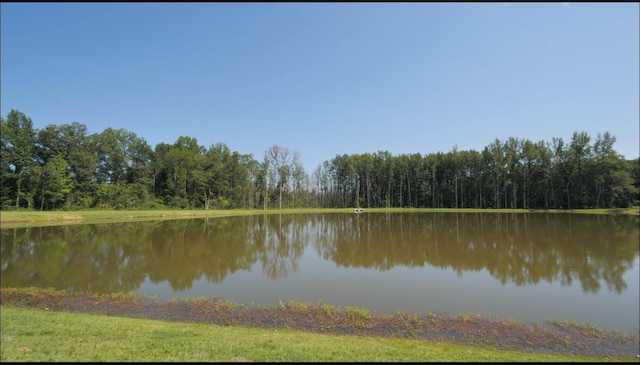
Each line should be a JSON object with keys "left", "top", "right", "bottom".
{"left": 1, "top": 109, "right": 638, "bottom": 211}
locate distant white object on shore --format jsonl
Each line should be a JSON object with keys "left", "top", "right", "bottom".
{"left": 354, "top": 208, "right": 364, "bottom": 213}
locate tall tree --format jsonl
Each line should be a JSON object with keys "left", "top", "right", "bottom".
{"left": 534, "top": 140, "right": 553, "bottom": 208}
{"left": 289, "top": 151, "right": 308, "bottom": 207}
{"left": 35, "top": 122, "right": 100, "bottom": 208}
{"left": 170, "top": 136, "right": 205, "bottom": 208}
{"left": 0, "top": 115, "right": 14, "bottom": 208}
{"left": 266, "top": 145, "right": 291, "bottom": 209}
{"left": 519, "top": 139, "right": 538, "bottom": 209}
{"left": 592, "top": 132, "right": 636, "bottom": 208}
{"left": 311, "top": 162, "right": 331, "bottom": 208}
{"left": 153, "top": 137, "right": 205, "bottom": 208}
{"left": 203, "top": 142, "right": 232, "bottom": 209}
{"left": 36, "top": 154, "right": 73, "bottom": 210}
{"left": 503, "top": 137, "right": 521, "bottom": 209}
{"left": 566, "top": 131, "right": 592, "bottom": 209}
{"left": 1, "top": 110, "right": 36, "bottom": 209}
{"left": 550, "top": 137, "right": 567, "bottom": 208}
{"left": 482, "top": 139, "right": 505, "bottom": 208}
{"left": 96, "top": 127, "right": 152, "bottom": 186}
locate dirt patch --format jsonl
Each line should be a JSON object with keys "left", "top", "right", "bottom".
{"left": 1, "top": 288, "right": 638, "bottom": 359}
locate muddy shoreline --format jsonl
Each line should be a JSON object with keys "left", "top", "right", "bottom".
{"left": 1, "top": 288, "right": 638, "bottom": 359}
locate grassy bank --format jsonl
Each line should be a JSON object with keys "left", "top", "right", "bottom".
{"left": 1, "top": 207, "right": 637, "bottom": 228}
{"left": 0, "top": 208, "right": 345, "bottom": 228}
{"left": 2, "top": 288, "right": 638, "bottom": 361}
{"left": 0, "top": 306, "right": 620, "bottom": 362}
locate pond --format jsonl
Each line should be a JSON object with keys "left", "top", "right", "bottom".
{"left": 1, "top": 212, "right": 638, "bottom": 334}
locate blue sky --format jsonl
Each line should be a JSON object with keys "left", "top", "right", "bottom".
{"left": 2, "top": 2, "right": 638, "bottom": 171}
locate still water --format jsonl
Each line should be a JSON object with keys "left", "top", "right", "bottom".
{"left": 1, "top": 213, "right": 638, "bottom": 334}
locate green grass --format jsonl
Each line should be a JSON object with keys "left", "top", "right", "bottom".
{"left": 1, "top": 206, "right": 637, "bottom": 228}
{"left": 0, "top": 307, "right": 619, "bottom": 362}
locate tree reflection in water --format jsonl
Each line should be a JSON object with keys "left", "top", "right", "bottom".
{"left": 255, "top": 214, "right": 306, "bottom": 280}
{"left": 1, "top": 213, "right": 638, "bottom": 295}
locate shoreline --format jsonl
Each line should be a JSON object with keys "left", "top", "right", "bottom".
{"left": 1, "top": 288, "right": 638, "bottom": 359}
{"left": 1, "top": 207, "right": 637, "bottom": 229}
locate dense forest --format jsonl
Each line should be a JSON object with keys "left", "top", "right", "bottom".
{"left": 1, "top": 109, "right": 638, "bottom": 211}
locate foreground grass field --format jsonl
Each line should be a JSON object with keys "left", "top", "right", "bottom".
{"left": 1, "top": 288, "right": 638, "bottom": 362}
{"left": 0, "top": 307, "right": 621, "bottom": 362}
{"left": 1, "top": 206, "right": 637, "bottom": 228}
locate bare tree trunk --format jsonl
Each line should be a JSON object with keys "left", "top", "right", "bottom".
{"left": 266, "top": 145, "right": 291, "bottom": 210}
{"left": 15, "top": 177, "right": 22, "bottom": 209}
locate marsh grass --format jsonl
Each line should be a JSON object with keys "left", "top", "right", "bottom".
{"left": 285, "top": 300, "right": 311, "bottom": 314}
{"left": 317, "top": 301, "right": 337, "bottom": 318}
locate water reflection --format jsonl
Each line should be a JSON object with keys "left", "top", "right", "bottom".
{"left": 315, "top": 213, "right": 639, "bottom": 294}
{"left": 256, "top": 215, "right": 307, "bottom": 280}
{"left": 1, "top": 213, "right": 638, "bottom": 296}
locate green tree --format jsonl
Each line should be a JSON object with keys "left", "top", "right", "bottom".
{"left": 288, "top": 151, "right": 308, "bottom": 208}
{"left": 202, "top": 142, "right": 231, "bottom": 209}
{"left": 533, "top": 140, "right": 553, "bottom": 208}
{"left": 626, "top": 157, "right": 640, "bottom": 207}
{"left": 567, "top": 131, "right": 593, "bottom": 208}
{"left": 232, "top": 151, "right": 258, "bottom": 208}
{"left": 200, "top": 142, "right": 256, "bottom": 209}
{"left": 550, "top": 137, "right": 567, "bottom": 208}
{"left": 0, "top": 116, "right": 15, "bottom": 208}
{"left": 96, "top": 127, "right": 153, "bottom": 186}
{"left": 311, "top": 162, "right": 330, "bottom": 208}
{"left": 482, "top": 140, "right": 505, "bottom": 208}
{"left": 161, "top": 136, "right": 206, "bottom": 208}
{"left": 35, "top": 154, "right": 73, "bottom": 210}
{"left": 503, "top": 137, "right": 521, "bottom": 209}
{"left": 352, "top": 153, "right": 375, "bottom": 208}
{"left": 592, "top": 132, "right": 636, "bottom": 208}
{"left": 35, "top": 122, "right": 100, "bottom": 208}
{"left": 91, "top": 128, "right": 155, "bottom": 209}
{"left": 1, "top": 110, "right": 36, "bottom": 209}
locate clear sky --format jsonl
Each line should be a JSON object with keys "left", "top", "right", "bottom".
{"left": 2, "top": 2, "right": 638, "bottom": 171}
